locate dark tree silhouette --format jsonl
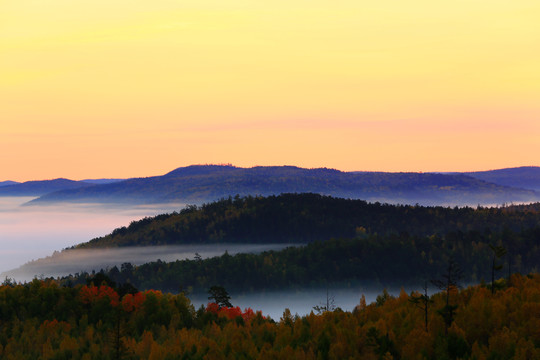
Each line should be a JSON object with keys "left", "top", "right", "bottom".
{"left": 313, "top": 288, "right": 336, "bottom": 314}
{"left": 489, "top": 244, "right": 507, "bottom": 295}
{"left": 208, "top": 285, "right": 232, "bottom": 308}
{"left": 432, "top": 257, "right": 462, "bottom": 335}
{"left": 87, "top": 272, "right": 116, "bottom": 288}
{"left": 409, "top": 280, "right": 433, "bottom": 332}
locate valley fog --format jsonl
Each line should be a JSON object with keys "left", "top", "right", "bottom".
{"left": 188, "top": 287, "right": 409, "bottom": 320}
{"left": 0, "top": 197, "right": 187, "bottom": 273}
{"left": 2, "top": 243, "right": 300, "bottom": 282}
{"left": 0, "top": 197, "right": 415, "bottom": 320}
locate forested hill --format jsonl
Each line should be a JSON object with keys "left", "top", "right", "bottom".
{"left": 463, "top": 166, "right": 540, "bottom": 192}
{"left": 63, "top": 227, "right": 540, "bottom": 292}
{"left": 28, "top": 164, "right": 539, "bottom": 206}
{"left": 0, "top": 178, "right": 93, "bottom": 196}
{"left": 74, "top": 193, "right": 540, "bottom": 249}
{"left": 0, "top": 180, "right": 19, "bottom": 187}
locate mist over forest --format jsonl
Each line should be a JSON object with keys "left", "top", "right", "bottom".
{"left": 0, "top": 197, "right": 185, "bottom": 272}
{"left": 1, "top": 243, "right": 297, "bottom": 282}
{"left": 3, "top": 0, "right": 539, "bottom": 355}
{"left": 1, "top": 168, "right": 539, "bottom": 359}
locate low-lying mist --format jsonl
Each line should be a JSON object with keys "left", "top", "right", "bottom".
{"left": 2, "top": 244, "right": 299, "bottom": 282}
{"left": 189, "top": 286, "right": 411, "bottom": 320}
{"left": 0, "top": 197, "right": 189, "bottom": 273}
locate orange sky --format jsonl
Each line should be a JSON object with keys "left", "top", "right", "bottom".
{"left": 1, "top": 0, "right": 539, "bottom": 181}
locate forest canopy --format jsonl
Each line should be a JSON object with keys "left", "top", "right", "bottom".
{"left": 1, "top": 274, "right": 540, "bottom": 359}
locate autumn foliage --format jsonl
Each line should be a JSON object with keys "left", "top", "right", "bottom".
{"left": 79, "top": 284, "right": 120, "bottom": 307}
{"left": 1, "top": 274, "right": 540, "bottom": 358}
{"left": 206, "top": 302, "right": 261, "bottom": 322}
{"left": 121, "top": 292, "right": 145, "bottom": 312}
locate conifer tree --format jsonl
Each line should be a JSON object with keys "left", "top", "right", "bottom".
{"left": 409, "top": 281, "right": 433, "bottom": 332}
{"left": 432, "top": 257, "right": 462, "bottom": 335}
{"left": 489, "top": 244, "right": 507, "bottom": 294}
{"left": 208, "top": 285, "right": 232, "bottom": 308}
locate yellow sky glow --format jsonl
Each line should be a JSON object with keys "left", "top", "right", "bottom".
{"left": 1, "top": 0, "right": 539, "bottom": 181}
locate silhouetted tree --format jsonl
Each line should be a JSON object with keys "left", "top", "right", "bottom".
{"left": 409, "top": 281, "right": 433, "bottom": 332}
{"left": 208, "top": 285, "right": 232, "bottom": 308}
{"left": 118, "top": 282, "right": 138, "bottom": 298}
{"left": 87, "top": 272, "right": 116, "bottom": 288}
{"left": 313, "top": 288, "right": 336, "bottom": 314}
{"left": 489, "top": 244, "right": 507, "bottom": 294}
{"left": 432, "top": 257, "right": 462, "bottom": 335}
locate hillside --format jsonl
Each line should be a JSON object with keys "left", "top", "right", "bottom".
{"left": 0, "top": 178, "right": 127, "bottom": 197}
{"left": 463, "top": 166, "right": 540, "bottom": 191}
{"left": 0, "top": 178, "right": 92, "bottom": 196}
{"left": 27, "top": 165, "right": 540, "bottom": 206}
{"left": 80, "top": 178, "right": 124, "bottom": 185}
{"left": 2, "top": 272, "right": 540, "bottom": 359}
{"left": 0, "top": 181, "right": 19, "bottom": 187}
{"left": 74, "top": 193, "right": 540, "bottom": 249}
{"left": 58, "top": 225, "right": 540, "bottom": 293}
{"left": 8, "top": 193, "right": 539, "bottom": 282}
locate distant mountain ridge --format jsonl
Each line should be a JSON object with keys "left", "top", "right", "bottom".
{"left": 0, "top": 178, "right": 126, "bottom": 197}
{"left": 461, "top": 166, "right": 540, "bottom": 192}
{"left": 81, "top": 178, "right": 125, "bottom": 185}
{"left": 0, "top": 178, "right": 94, "bottom": 196}
{"left": 22, "top": 165, "right": 540, "bottom": 206}
{"left": 0, "top": 181, "right": 19, "bottom": 187}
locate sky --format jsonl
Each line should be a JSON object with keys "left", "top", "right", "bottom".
{"left": 1, "top": 0, "right": 539, "bottom": 181}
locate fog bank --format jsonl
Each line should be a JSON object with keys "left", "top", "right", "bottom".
{"left": 189, "top": 286, "right": 411, "bottom": 320}
{"left": 0, "top": 197, "right": 188, "bottom": 272}
{"left": 2, "top": 243, "right": 299, "bottom": 282}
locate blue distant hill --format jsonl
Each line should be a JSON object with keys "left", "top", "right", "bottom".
{"left": 461, "top": 166, "right": 540, "bottom": 192}
{"left": 0, "top": 178, "right": 124, "bottom": 196}
{"left": 0, "top": 181, "right": 19, "bottom": 187}
{"left": 24, "top": 165, "right": 540, "bottom": 207}
{"left": 80, "top": 179, "right": 125, "bottom": 185}
{"left": 0, "top": 178, "right": 92, "bottom": 196}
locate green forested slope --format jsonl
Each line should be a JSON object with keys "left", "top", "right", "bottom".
{"left": 74, "top": 193, "right": 540, "bottom": 249}
{"left": 61, "top": 226, "right": 540, "bottom": 292}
